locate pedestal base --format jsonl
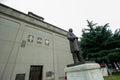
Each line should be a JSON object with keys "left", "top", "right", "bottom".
{"left": 64, "top": 63, "right": 104, "bottom": 80}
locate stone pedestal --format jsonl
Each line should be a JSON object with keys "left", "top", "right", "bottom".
{"left": 64, "top": 63, "right": 104, "bottom": 80}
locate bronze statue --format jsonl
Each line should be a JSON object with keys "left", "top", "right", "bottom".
{"left": 67, "top": 28, "right": 85, "bottom": 64}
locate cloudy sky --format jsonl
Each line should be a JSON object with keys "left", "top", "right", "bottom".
{"left": 1, "top": 0, "right": 120, "bottom": 37}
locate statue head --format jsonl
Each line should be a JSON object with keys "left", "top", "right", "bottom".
{"left": 69, "top": 28, "right": 73, "bottom": 32}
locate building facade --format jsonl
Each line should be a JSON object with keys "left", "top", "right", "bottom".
{"left": 0, "top": 4, "right": 73, "bottom": 80}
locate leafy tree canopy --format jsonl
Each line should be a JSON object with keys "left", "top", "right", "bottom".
{"left": 80, "top": 20, "right": 120, "bottom": 63}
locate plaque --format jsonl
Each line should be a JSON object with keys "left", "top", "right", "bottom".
{"left": 46, "top": 71, "right": 54, "bottom": 77}
{"left": 15, "top": 74, "right": 25, "bottom": 80}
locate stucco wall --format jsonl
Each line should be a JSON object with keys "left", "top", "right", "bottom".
{"left": 0, "top": 4, "right": 73, "bottom": 80}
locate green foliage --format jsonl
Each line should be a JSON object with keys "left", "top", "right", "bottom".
{"left": 80, "top": 20, "right": 120, "bottom": 62}
{"left": 104, "top": 72, "right": 120, "bottom": 80}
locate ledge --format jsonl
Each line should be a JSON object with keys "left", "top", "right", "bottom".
{"left": 64, "top": 63, "right": 100, "bottom": 72}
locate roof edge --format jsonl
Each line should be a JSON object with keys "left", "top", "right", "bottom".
{"left": 0, "top": 3, "right": 68, "bottom": 36}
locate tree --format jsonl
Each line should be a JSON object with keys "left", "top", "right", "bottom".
{"left": 80, "top": 20, "right": 120, "bottom": 63}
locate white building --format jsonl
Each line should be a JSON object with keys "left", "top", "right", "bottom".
{"left": 0, "top": 3, "right": 73, "bottom": 80}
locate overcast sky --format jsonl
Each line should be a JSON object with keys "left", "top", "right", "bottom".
{"left": 1, "top": 0, "right": 120, "bottom": 37}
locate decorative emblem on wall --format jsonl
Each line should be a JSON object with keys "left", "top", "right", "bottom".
{"left": 45, "top": 39, "right": 50, "bottom": 46}
{"left": 27, "top": 35, "right": 34, "bottom": 42}
{"left": 26, "top": 34, "right": 50, "bottom": 46}
{"left": 21, "top": 40, "right": 26, "bottom": 47}
{"left": 37, "top": 37, "right": 42, "bottom": 44}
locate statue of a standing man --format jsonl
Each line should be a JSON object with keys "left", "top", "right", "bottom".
{"left": 67, "top": 28, "right": 85, "bottom": 64}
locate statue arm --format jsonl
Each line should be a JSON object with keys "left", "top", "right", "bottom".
{"left": 67, "top": 32, "right": 75, "bottom": 41}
